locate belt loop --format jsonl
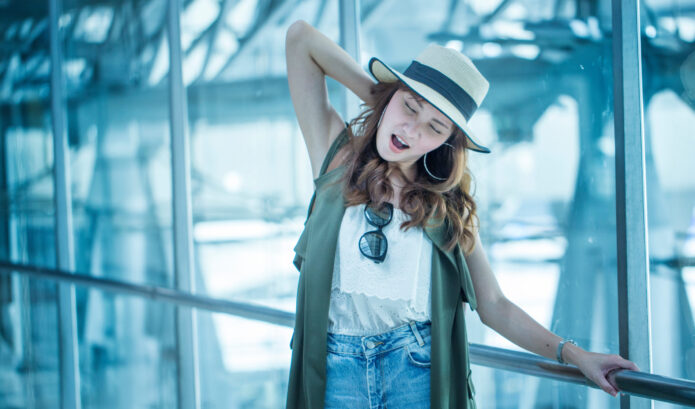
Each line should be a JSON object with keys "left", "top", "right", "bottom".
{"left": 409, "top": 321, "right": 425, "bottom": 346}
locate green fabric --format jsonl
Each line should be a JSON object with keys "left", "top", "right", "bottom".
{"left": 287, "top": 126, "right": 478, "bottom": 409}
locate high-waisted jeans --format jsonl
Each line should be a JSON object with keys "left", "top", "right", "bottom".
{"left": 324, "top": 320, "right": 431, "bottom": 409}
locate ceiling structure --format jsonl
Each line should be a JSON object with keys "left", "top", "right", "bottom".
{"left": 0, "top": 0, "right": 693, "bottom": 104}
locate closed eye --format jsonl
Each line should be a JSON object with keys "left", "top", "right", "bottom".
{"left": 404, "top": 101, "right": 417, "bottom": 113}
{"left": 430, "top": 124, "right": 442, "bottom": 134}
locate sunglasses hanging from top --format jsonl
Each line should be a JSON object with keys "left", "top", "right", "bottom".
{"left": 359, "top": 202, "right": 394, "bottom": 263}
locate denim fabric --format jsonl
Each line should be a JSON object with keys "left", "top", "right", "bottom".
{"left": 324, "top": 320, "right": 432, "bottom": 409}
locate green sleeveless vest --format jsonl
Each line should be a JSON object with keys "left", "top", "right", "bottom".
{"left": 287, "top": 126, "right": 479, "bottom": 409}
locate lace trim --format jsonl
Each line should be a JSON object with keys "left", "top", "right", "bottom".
{"left": 329, "top": 286, "right": 430, "bottom": 316}
{"left": 328, "top": 286, "right": 431, "bottom": 335}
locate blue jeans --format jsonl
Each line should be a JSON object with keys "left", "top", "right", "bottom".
{"left": 324, "top": 320, "right": 431, "bottom": 409}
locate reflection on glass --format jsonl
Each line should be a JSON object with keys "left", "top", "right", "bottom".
{"left": 0, "top": 1, "right": 60, "bottom": 406}
{"left": 641, "top": 0, "right": 695, "bottom": 400}
{"left": 0, "top": 273, "right": 60, "bottom": 408}
{"left": 197, "top": 311, "right": 291, "bottom": 408}
{"left": 61, "top": 0, "right": 174, "bottom": 288}
{"left": 179, "top": 1, "right": 340, "bottom": 406}
{"left": 76, "top": 288, "right": 178, "bottom": 408}
{"left": 59, "top": 0, "right": 178, "bottom": 406}
{"left": 183, "top": 0, "right": 340, "bottom": 305}
{"left": 2, "top": 109, "right": 56, "bottom": 270}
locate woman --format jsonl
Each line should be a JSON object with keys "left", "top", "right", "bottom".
{"left": 284, "top": 20, "right": 639, "bottom": 409}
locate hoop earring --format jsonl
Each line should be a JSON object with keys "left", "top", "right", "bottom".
{"left": 377, "top": 109, "right": 386, "bottom": 128}
{"left": 423, "top": 142, "right": 454, "bottom": 181}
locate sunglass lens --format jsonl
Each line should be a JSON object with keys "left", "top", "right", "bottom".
{"left": 359, "top": 231, "right": 387, "bottom": 260}
{"left": 365, "top": 202, "right": 393, "bottom": 227}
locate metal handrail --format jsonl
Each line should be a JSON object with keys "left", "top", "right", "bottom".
{"left": 0, "top": 262, "right": 295, "bottom": 327}
{"left": 470, "top": 344, "right": 695, "bottom": 406}
{"left": 1, "top": 261, "right": 694, "bottom": 406}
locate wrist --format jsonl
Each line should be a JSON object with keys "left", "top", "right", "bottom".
{"left": 562, "top": 342, "right": 585, "bottom": 366}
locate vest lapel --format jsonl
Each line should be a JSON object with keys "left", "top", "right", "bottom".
{"left": 423, "top": 218, "right": 458, "bottom": 271}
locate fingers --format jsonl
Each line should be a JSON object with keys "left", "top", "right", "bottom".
{"left": 625, "top": 359, "right": 640, "bottom": 371}
{"left": 596, "top": 374, "right": 619, "bottom": 397}
{"left": 614, "top": 355, "right": 640, "bottom": 372}
{"left": 605, "top": 369, "right": 620, "bottom": 391}
{"left": 603, "top": 355, "right": 640, "bottom": 396}
{"left": 581, "top": 353, "right": 640, "bottom": 398}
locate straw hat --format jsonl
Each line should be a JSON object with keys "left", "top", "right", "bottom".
{"left": 369, "top": 44, "right": 491, "bottom": 153}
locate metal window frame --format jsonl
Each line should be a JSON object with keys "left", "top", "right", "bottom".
{"left": 166, "top": 1, "right": 201, "bottom": 408}
{"left": 48, "top": 0, "right": 82, "bottom": 408}
{"left": 339, "top": 0, "right": 363, "bottom": 121}
{"left": 611, "top": 1, "right": 654, "bottom": 409}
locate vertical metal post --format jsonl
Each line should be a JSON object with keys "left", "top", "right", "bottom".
{"left": 167, "top": 1, "right": 201, "bottom": 408}
{"left": 339, "top": 0, "right": 362, "bottom": 120}
{"left": 49, "top": 0, "right": 81, "bottom": 408}
{"left": 612, "top": 0, "right": 653, "bottom": 408}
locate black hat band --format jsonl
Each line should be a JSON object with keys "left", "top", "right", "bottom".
{"left": 403, "top": 61, "right": 478, "bottom": 121}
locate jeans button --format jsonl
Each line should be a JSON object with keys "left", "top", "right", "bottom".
{"left": 366, "top": 340, "right": 375, "bottom": 349}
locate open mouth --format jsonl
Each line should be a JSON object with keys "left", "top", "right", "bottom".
{"left": 391, "top": 134, "right": 409, "bottom": 150}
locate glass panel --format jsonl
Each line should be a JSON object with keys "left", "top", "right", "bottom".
{"left": 641, "top": 0, "right": 695, "bottom": 402}
{"left": 182, "top": 0, "right": 339, "bottom": 307}
{"left": 0, "top": 4, "right": 56, "bottom": 269}
{"left": 361, "top": 0, "right": 619, "bottom": 407}
{"left": 62, "top": 0, "right": 175, "bottom": 288}
{"left": 179, "top": 7, "right": 318, "bottom": 400}
{"left": 76, "top": 286, "right": 178, "bottom": 408}
{"left": 196, "top": 311, "right": 291, "bottom": 408}
{"left": 0, "top": 1, "right": 60, "bottom": 407}
{"left": 0, "top": 273, "right": 60, "bottom": 409}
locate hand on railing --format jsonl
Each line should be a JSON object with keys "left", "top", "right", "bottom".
{"left": 569, "top": 350, "right": 640, "bottom": 397}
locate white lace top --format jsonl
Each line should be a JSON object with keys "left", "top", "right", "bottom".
{"left": 327, "top": 203, "right": 433, "bottom": 336}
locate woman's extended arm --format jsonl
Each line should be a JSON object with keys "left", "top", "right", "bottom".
{"left": 285, "top": 20, "right": 374, "bottom": 179}
{"left": 466, "top": 232, "right": 639, "bottom": 397}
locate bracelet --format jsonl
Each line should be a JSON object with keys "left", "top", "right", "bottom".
{"left": 556, "top": 338, "right": 577, "bottom": 365}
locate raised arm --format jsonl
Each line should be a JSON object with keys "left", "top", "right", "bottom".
{"left": 285, "top": 20, "right": 375, "bottom": 179}
{"left": 465, "top": 232, "right": 639, "bottom": 397}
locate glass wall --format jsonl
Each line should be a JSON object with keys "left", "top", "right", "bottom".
{"left": 640, "top": 0, "right": 695, "bottom": 402}
{"left": 182, "top": 0, "right": 341, "bottom": 308}
{"left": 179, "top": 1, "right": 341, "bottom": 405}
{"left": 76, "top": 287, "right": 178, "bottom": 408}
{"left": 0, "top": 0, "right": 692, "bottom": 408}
{"left": 56, "top": 1, "right": 178, "bottom": 406}
{"left": 61, "top": 0, "right": 174, "bottom": 288}
{"left": 0, "top": 274, "right": 60, "bottom": 409}
{"left": 0, "top": 1, "right": 60, "bottom": 407}
{"left": 197, "top": 311, "right": 292, "bottom": 408}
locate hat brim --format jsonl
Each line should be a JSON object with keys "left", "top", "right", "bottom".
{"left": 369, "top": 57, "right": 490, "bottom": 154}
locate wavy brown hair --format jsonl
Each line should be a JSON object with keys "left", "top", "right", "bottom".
{"left": 338, "top": 81, "right": 480, "bottom": 254}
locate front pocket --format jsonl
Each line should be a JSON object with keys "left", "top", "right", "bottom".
{"left": 405, "top": 343, "right": 431, "bottom": 367}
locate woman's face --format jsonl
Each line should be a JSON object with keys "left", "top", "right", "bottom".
{"left": 376, "top": 88, "right": 454, "bottom": 177}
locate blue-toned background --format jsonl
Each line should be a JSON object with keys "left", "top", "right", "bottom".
{"left": 0, "top": 0, "right": 693, "bottom": 408}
